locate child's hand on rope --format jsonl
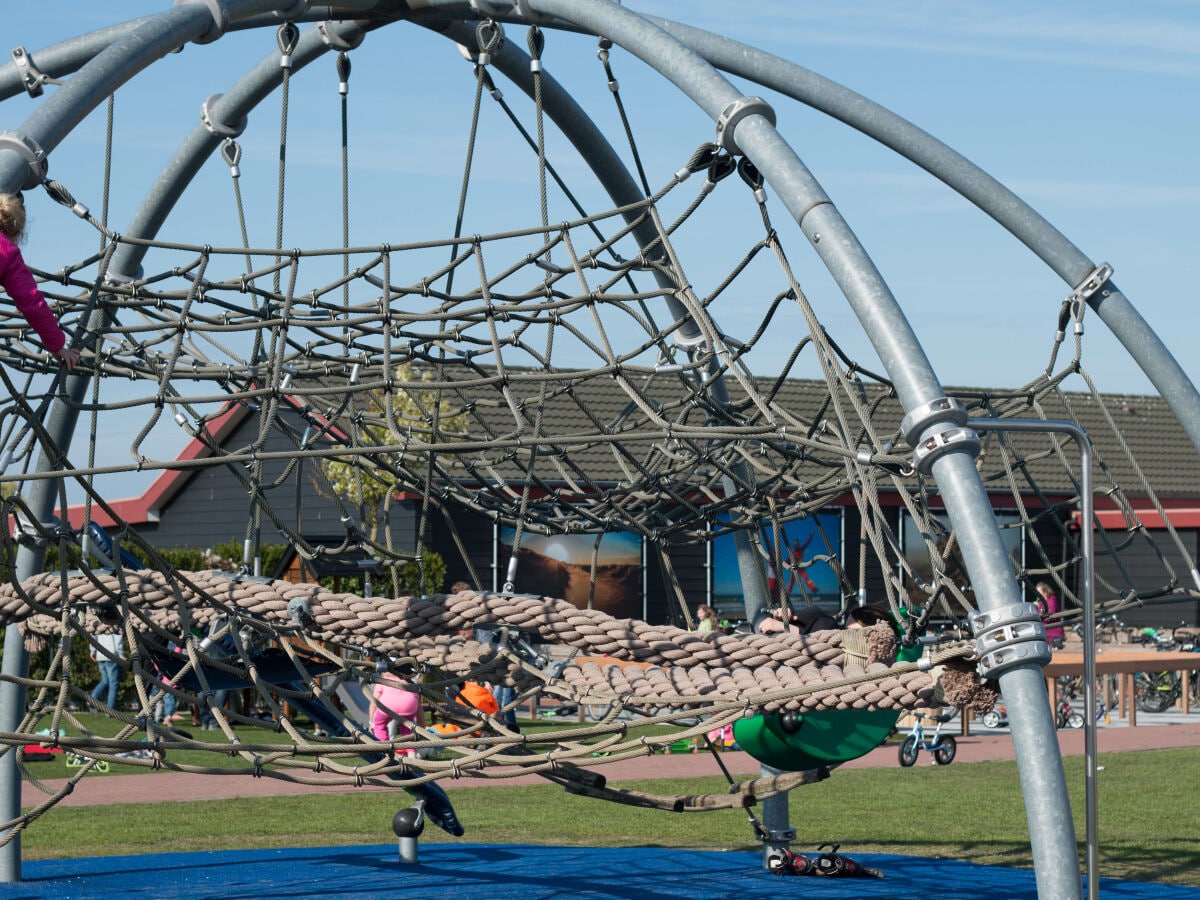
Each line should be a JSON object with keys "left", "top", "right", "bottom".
{"left": 53, "top": 347, "right": 80, "bottom": 371}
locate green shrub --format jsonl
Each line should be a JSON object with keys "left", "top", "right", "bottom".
{"left": 397, "top": 549, "right": 447, "bottom": 596}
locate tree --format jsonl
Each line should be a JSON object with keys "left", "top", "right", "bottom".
{"left": 315, "top": 365, "right": 469, "bottom": 543}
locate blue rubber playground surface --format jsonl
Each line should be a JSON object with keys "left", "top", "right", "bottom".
{"left": 3, "top": 844, "right": 1198, "bottom": 900}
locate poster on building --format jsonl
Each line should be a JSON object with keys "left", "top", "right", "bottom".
{"left": 711, "top": 512, "right": 843, "bottom": 622}
{"left": 498, "top": 528, "right": 643, "bottom": 619}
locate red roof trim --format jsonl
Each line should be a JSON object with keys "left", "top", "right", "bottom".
{"left": 1085, "top": 506, "right": 1200, "bottom": 530}
{"left": 60, "top": 402, "right": 251, "bottom": 529}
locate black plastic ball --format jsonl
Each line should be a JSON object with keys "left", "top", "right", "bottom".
{"left": 392, "top": 805, "right": 426, "bottom": 838}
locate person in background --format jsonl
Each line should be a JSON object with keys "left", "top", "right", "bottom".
{"left": 695, "top": 605, "right": 717, "bottom": 632}
{"left": 1035, "top": 581, "right": 1065, "bottom": 649}
{"left": 843, "top": 603, "right": 896, "bottom": 633}
{"left": 429, "top": 679, "right": 499, "bottom": 738}
{"left": 755, "top": 603, "right": 838, "bottom": 636}
{"left": 151, "top": 640, "right": 180, "bottom": 724}
{"left": 456, "top": 679, "right": 499, "bottom": 717}
{"left": 368, "top": 671, "right": 423, "bottom": 751}
{"left": 90, "top": 630, "right": 124, "bottom": 710}
{"left": 0, "top": 193, "right": 80, "bottom": 370}
{"left": 493, "top": 679, "right": 518, "bottom": 729}
{"left": 451, "top": 606, "right": 518, "bottom": 729}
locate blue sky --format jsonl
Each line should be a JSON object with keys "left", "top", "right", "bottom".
{"left": 5, "top": 1, "right": 1198, "bottom": 504}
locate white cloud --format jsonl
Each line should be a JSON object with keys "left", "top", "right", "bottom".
{"left": 634, "top": 0, "right": 1200, "bottom": 78}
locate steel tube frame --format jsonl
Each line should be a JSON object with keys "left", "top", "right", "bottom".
{"left": 0, "top": 3, "right": 780, "bottom": 879}
{"left": 523, "top": 2, "right": 1079, "bottom": 895}
{"left": 647, "top": 15, "right": 1200, "bottom": 463}
{"left": 0, "top": 0, "right": 343, "bottom": 882}
{"left": 6, "top": 4, "right": 1186, "bottom": 894}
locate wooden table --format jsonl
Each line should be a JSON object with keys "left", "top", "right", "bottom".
{"left": 1042, "top": 650, "right": 1198, "bottom": 726}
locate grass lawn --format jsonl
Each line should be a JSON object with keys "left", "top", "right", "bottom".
{"left": 15, "top": 718, "right": 1200, "bottom": 887}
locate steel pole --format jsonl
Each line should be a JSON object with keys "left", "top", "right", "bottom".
{"left": 970, "top": 417, "right": 1097, "bottom": 899}
{"left": 522, "top": 3, "right": 1081, "bottom": 895}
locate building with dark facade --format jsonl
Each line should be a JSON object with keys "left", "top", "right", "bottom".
{"left": 61, "top": 379, "right": 1200, "bottom": 633}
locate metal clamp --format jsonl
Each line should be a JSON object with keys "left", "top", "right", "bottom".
{"left": 469, "top": 0, "right": 510, "bottom": 14}
{"left": 175, "top": 0, "right": 228, "bottom": 45}
{"left": 200, "top": 94, "right": 248, "bottom": 139}
{"left": 910, "top": 426, "right": 980, "bottom": 475}
{"left": 1067, "top": 262, "right": 1113, "bottom": 306}
{"left": 716, "top": 96, "right": 775, "bottom": 156}
{"left": 10, "top": 47, "right": 47, "bottom": 98}
{"left": 970, "top": 602, "right": 1051, "bottom": 681}
{"left": 319, "top": 20, "right": 365, "bottom": 52}
{"left": 103, "top": 266, "right": 143, "bottom": 287}
{"left": 513, "top": 0, "right": 555, "bottom": 24}
{"left": 11, "top": 510, "right": 50, "bottom": 548}
{"left": 0, "top": 131, "right": 48, "bottom": 190}
{"left": 287, "top": 596, "right": 314, "bottom": 629}
{"left": 672, "top": 328, "right": 708, "bottom": 352}
{"left": 899, "top": 396, "right": 968, "bottom": 447}
{"left": 273, "top": 0, "right": 309, "bottom": 19}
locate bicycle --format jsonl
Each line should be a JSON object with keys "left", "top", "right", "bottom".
{"left": 1055, "top": 697, "right": 1085, "bottom": 730}
{"left": 1172, "top": 626, "right": 1199, "bottom": 709}
{"left": 897, "top": 712, "right": 957, "bottom": 766}
{"left": 1132, "top": 626, "right": 1184, "bottom": 713}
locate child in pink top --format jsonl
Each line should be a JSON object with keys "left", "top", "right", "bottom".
{"left": 369, "top": 673, "right": 422, "bottom": 749}
{"left": 0, "top": 193, "right": 79, "bottom": 370}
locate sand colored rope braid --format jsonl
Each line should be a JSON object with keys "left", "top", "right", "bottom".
{"left": 0, "top": 566, "right": 993, "bottom": 828}
{"left": 2, "top": 569, "right": 988, "bottom": 735}
{"left": 11, "top": 573, "right": 889, "bottom": 670}
{"left": 0, "top": 546, "right": 998, "bottom": 840}
{"left": 1, "top": 572, "right": 990, "bottom": 715}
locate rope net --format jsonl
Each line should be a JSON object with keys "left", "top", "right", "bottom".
{"left": 0, "top": 14, "right": 1195, "bottom": 843}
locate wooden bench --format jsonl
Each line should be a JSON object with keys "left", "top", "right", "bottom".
{"left": 1042, "top": 650, "right": 1198, "bottom": 725}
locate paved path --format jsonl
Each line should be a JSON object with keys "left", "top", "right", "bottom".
{"left": 23, "top": 718, "right": 1200, "bottom": 809}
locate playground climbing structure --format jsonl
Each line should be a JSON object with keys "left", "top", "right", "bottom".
{"left": 0, "top": 4, "right": 1197, "bottom": 898}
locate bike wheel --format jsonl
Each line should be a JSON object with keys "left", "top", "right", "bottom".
{"left": 933, "top": 736, "right": 957, "bottom": 765}
{"left": 1135, "top": 673, "right": 1176, "bottom": 713}
{"left": 1066, "top": 712, "right": 1085, "bottom": 730}
{"left": 1137, "top": 692, "right": 1173, "bottom": 714}
{"left": 898, "top": 735, "right": 918, "bottom": 767}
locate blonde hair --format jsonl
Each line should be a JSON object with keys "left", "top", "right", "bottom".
{"left": 0, "top": 193, "right": 27, "bottom": 243}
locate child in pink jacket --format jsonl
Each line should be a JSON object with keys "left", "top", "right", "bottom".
{"left": 0, "top": 193, "right": 79, "bottom": 370}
